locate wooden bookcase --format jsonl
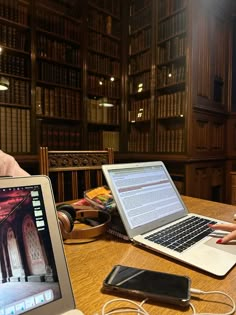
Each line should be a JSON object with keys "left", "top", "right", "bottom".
{"left": 128, "top": 0, "right": 152, "bottom": 153}
{"left": 121, "top": 0, "right": 233, "bottom": 202}
{"left": 0, "top": 0, "right": 31, "bottom": 154}
{"left": 86, "top": 0, "right": 121, "bottom": 151}
{"left": 34, "top": 0, "right": 82, "bottom": 150}
{"left": 155, "top": 0, "right": 187, "bottom": 155}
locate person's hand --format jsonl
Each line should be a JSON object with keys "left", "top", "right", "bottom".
{"left": 208, "top": 223, "right": 236, "bottom": 244}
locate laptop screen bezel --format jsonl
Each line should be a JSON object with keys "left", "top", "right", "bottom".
{"left": 102, "top": 161, "right": 188, "bottom": 239}
{"left": 0, "top": 175, "right": 76, "bottom": 315}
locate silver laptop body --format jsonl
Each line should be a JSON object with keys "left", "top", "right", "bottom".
{"left": 102, "top": 161, "right": 236, "bottom": 276}
{"left": 0, "top": 175, "right": 84, "bottom": 315}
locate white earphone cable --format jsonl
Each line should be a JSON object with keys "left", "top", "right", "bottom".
{"left": 101, "top": 298, "right": 150, "bottom": 315}
{"left": 190, "top": 288, "right": 236, "bottom": 315}
{"left": 99, "top": 289, "right": 235, "bottom": 315}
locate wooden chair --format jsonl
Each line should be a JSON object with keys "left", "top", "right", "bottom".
{"left": 39, "top": 147, "right": 114, "bottom": 202}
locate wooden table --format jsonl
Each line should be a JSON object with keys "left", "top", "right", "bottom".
{"left": 64, "top": 196, "right": 236, "bottom": 315}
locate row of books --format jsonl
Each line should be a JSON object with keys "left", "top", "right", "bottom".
{"left": 129, "top": 28, "right": 151, "bottom": 55}
{"left": 158, "top": 11, "right": 186, "bottom": 42}
{"left": 129, "top": 50, "right": 151, "bottom": 75}
{"left": 88, "top": 9, "right": 120, "bottom": 38}
{"left": 87, "top": 98, "right": 119, "bottom": 125}
{"left": 88, "top": 130, "right": 119, "bottom": 151}
{"left": 88, "top": 31, "right": 120, "bottom": 59}
{"left": 37, "top": 34, "right": 81, "bottom": 66}
{"left": 0, "top": 0, "right": 29, "bottom": 26}
{"left": 36, "top": 86, "right": 81, "bottom": 120}
{"left": 0, "top": 24, "right": 29, "bottom": 52}
{"left": 0, "top": 106, "right": 31, "bottom": 153}
{"left": 157, "top": 91, "right": 186, "bottom": 118}
{"left": 129, "top": 0, "right": 151, "bottom": 16}
{"left": 129, "top": 5, "right": 151, "bottom": 34}
{"left": 157, "top": 128, "right": 185, "bottom": 153}
{"left": 128, "top": 126, "right": 150, "bottom": 153}
{"left": 0, "top": 53, "right": 28, "bottom": 77}
{"left": 158, "top": 0, "right": 187, "bottom": 19}
{"left": 38, "top": 61, "right": 81, "bottom": 88}
{"left": 40, "top": 123, "right": 81, "bottom": 150}
{"left": 88, "top": 52, "right": 120, "bottom": 78}
{"left": 157, "top": 64, "right": 186, "bottom": 88}
{"left": 36, "top": 7, "right": 80, "bottom": 42}
{"left": 0, "top": 78, "right": 30, "bottom": 106}
{"left": 89, "top": 0, "right": 120, "bottom": 17}
{"left": 88, "top": 75, "right": 120, "bottom": 98}
{"left": 156, "top": 35, "right": 186, "bottom": 65}
{"left": 129, "top": 71, "right": 150, "bottom": 94}
{"left": 129, "top": 98, "right": 151, "bottom": 122}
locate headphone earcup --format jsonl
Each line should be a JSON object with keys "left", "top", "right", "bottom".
{"left": 57, "top": 209, "right": 74, "bottom": 239}
{"left": 56, "top": 204, "right": 76, "bottom": 221}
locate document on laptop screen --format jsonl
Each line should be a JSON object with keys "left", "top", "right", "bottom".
{"left": 108, "top": 165, "right": 185, "bottom": 229}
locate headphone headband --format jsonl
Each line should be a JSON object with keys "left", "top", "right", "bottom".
{"left": 57, "top": 205, "right": 111, "bottom": 241}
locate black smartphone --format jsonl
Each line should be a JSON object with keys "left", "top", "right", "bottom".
{"left": 102, "top": 265, "right": 191, "bottom": 307}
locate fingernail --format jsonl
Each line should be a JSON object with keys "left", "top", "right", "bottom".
{"left": 216, "top": 239, "right": 222, "bottom": 244}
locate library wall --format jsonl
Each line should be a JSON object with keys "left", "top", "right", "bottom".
{"left": 0, "top": 0, "right": 235, "bottom": 202}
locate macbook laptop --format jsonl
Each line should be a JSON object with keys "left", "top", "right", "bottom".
{"left": 102, "top": 161, "right": 236, "bottom": 276}
{"left": 0, "top": 175, "right": 84, "bottom": 315}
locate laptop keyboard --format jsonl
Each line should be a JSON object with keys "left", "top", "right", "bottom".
{"left": 144, "top": 216, "right": 217, "bottom": 253}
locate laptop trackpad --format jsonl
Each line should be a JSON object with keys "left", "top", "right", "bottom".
{"left": 205, "top": 237, "right": 236, "bottom": 255}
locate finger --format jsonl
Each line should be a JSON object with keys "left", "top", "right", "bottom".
{"left": 218, "top": 231, "right": 236, "bottom": 244}
{"left": 209, "top": 223, "right": 236, "bottom": 232}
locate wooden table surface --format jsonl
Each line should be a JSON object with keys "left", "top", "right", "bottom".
{"left": 64, "top": 196, "right": 236, "bottom": 315}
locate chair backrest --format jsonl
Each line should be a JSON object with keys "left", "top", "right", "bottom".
{"left": 39, "top": 147, "right": 114, "bottom": 202}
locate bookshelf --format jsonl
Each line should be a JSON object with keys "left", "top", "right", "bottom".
{"left": 86, "top": 0, "right": 121, "bottom": 152}
{"left": 0, "top": 0, "right": 31, "bottom": 154}
{"left": 128, "top": 0, "right": 152, "bottom": 153}
{"left": 34, "top": 0, "right": 82, "bottom": 150}
{"left": 122, "top": 0, "right": 232, "bottom": 202}
{"left": 155, "top": 0, "right": 187, "bottom": 154}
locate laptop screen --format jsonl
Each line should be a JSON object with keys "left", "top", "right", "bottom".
{"left": 0, "top": 183, "right": 62, "bottom": 315}
{"left": 102, "top": 162, "right": 188, "bottom": 238}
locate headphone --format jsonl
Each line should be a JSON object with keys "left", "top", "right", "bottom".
{"left": 56, "top": 204, "right": 111, "bottom": 240}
